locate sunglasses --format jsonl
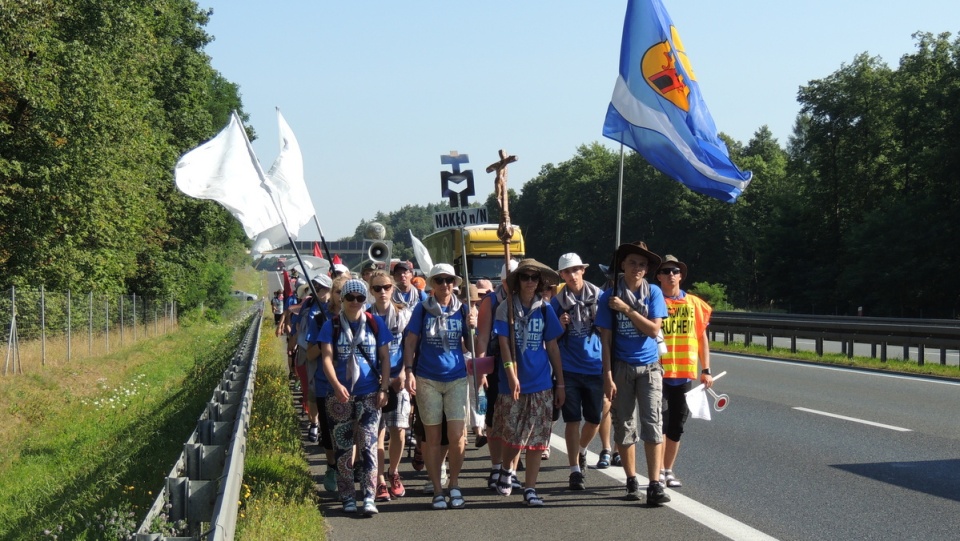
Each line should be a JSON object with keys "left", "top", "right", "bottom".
{"left": 343, "top": 294, "right": 366, "bottom": 303}
{"left": 371, "top": 284, "right": 393, "bottom": 293}
{"left": 658, "top": 268, "right": 682, "bottom": 275}
{"left": 518, "top": 273, "right": 540, "bottom": 282}
{"left": 433, "top": 276, "right": 456, "bottom": 285}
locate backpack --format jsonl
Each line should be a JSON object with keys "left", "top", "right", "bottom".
{"left": 332, "top": 312, "right": 399, "bottom": 410}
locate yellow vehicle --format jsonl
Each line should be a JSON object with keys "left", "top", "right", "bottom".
{"left": 422, "top": 224, "right": 525, "bottom": 284}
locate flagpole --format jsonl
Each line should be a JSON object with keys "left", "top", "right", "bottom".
{"left": 234, "top": 110, "right": 320, "bottom": 300}
{"left": 616, "top": 143, "right": 624, "bottom": 247}
{"left": 312, "top": 215, "right": 335, "bottom": 273}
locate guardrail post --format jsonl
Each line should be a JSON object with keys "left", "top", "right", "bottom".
{"left": 917, "top": 344, "right": 924, "bottom": 366}
{"left": 871, "top": 343, "right": 876, "bottom": 358}
{"left": 941, "top": 349, "right": 947, "bottom": 366}
{"left": 766, "top": 334, "right": 773, "bottom": 351}
{"left": 723, "top": 331, "right": 729, "bottom": 345}
{"left": 816, "top": 338, "right": 823, "bottom": 356}
{"left": 790, "top": 336, "right": 797, "bottom": 353}
{"left": 903, "top": 344, "right": 909, "bottom": 362}
{"left": 745, "top": 332, "right": 752, "bottom": 347}
{"left": 847, "top": 340, "right": 854, "bottom": 359}
{"left": 881, "top": 342, "right": 887, "bottom": 362}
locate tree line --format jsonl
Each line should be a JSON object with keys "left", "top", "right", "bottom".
{"left": 355, "top": 32, "right": 960, "bottom": 318}
{"left": 1, "top": 0, "right": 252, "bottom": 311}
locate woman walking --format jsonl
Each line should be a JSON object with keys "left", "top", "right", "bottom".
{"left": 319, "top": 279, "right": 394, "bottom": 516}
{"left": 490, "top": 259, "right": 565, "bottom": 507}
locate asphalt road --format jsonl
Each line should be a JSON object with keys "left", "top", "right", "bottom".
{"left": 287, "top": 351, "right": 960, "bottom": 541}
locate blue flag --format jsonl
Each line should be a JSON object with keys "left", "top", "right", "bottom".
{"left": 602, "top": 0, "right": 751, "bottom": 203}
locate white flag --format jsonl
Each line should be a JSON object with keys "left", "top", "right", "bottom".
{"left": 175, "top": 112, "right": 281, "bottom": 238}
{"left": 409, "top": 229, "right": 433, "bottom": 273}
{"left": 685, "top": 386, "right": 711, "bottom": 421}
{"left": 254, "top": 109, "right": 317, "bottom": 253}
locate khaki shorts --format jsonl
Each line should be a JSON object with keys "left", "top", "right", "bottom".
{"left": 417, "top": 376, "right": 468, "bottom": 425}
{"left": 611, "top": 360, "right": 663, "bottom": 445}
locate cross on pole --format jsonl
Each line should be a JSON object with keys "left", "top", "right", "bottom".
{"left": 485, "top": 149, "right": 517, "bottom": 243}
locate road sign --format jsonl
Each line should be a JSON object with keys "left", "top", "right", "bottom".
{"left": 433, "top": 207, "right": 488, "bottom": 231}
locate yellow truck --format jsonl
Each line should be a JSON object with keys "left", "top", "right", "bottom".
{"left": 422, "top": 224, "right": 525, "bottom": 284}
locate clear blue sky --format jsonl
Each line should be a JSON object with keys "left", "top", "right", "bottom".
{"left": 200, "top": 0, "right": 959, "bottom": 240}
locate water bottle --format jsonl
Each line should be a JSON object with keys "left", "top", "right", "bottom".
{"left": 477, "top": 389, "right": 488, "bottom": 415}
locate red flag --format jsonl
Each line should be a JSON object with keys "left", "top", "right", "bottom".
{"left": 313, "top": 241, "right": 322, "bottom": 258}
{"left": 333, "top": 254, "right": 342, "bottom": 265}
{"left": 281, "top": 269, "right": 292, "bottom": 298}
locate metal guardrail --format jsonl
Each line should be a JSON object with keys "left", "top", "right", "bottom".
{"left": 136, "top": 305, "right": 262, "bottom": 540}
{"left": 709, "top": 312, "right": 960, "bottom": 366}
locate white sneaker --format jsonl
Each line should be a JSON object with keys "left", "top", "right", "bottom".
{"left": 420, "top": 463, "right": 448, "bottom": 494}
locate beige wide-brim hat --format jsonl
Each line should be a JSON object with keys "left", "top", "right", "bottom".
{"left": 505, "top": 258, "right": 560, "bottom": 292}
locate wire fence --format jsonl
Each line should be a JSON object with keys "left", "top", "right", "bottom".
{"left": 2, "top": 286, "right": 179, "bottom": 376}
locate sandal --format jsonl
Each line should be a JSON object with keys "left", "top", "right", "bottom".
{"left": 431, "top": 493, "right": 448, "bottom": 510}
{"left": 663, "top": 469, "right": 682, "bottom": 488}
{"left": 523, "top": 488, "right": 544, "bottom": 507}
{"left": 448, "top": 487, "right": 466, "bottom": 509}
{"left": 611, "top": 451, "right": 622, "bottom": 467}
{"left": 541, "top": 448, "right": 551, "bottom": 460}
{"left": 495, "top": 469, "right": 514, "bottom": 496}
{"left": 597, "top": 449, "right": 611, "bottom": 469}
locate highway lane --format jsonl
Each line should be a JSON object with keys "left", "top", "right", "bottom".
{"left": 723, "top": 334, "right": 960, "bottom": 367}
{"left": 667, "top": 352, "right": 960, "bottom": 540}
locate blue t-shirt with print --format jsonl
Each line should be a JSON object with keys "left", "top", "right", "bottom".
{"left": 595, "top": 283, "right": 667, "bottom": 366}
{"left": 316, "top": 313, "right": 392, "bottom": 396}
{"left": 406, "top": 302, "right": 468, "bottom": 382}
{"left": 493, "top": 301, "right": 564, "bottom": 395}
{"left": 305, "top": 303, "right": 333, "bottom": 397}
{"left": 550, "top": 296, "right": 603, "bottom": 375}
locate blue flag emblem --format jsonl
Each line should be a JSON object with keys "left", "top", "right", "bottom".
{"left": 602, "top": 0, "right": 751, "bottom": 202}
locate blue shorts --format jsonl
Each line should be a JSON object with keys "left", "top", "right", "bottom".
{"left": 560, "top": 370, "right": 604, "bottom": 425}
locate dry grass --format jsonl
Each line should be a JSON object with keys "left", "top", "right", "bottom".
{"left": 2, "top": 317, "right": 178, "bottom": 375}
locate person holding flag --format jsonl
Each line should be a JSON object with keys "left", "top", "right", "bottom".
{"left": 654, "top": 255, "right": 713, "bottom": 489}
{"left": 596, "top": 241, "right": 670, "bottom": 505}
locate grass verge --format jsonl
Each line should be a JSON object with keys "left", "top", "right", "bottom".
{"left": 712, "top": 341, "right": 960, "bottom": 380}
{"left": 0, "top": 311, "right": 252, "bottom": 540}
{"left": 235, "top": 316, "right": 325, "bottom": 540}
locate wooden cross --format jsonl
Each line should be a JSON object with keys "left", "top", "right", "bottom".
{"left": 486, "top": 149, "right": 518, "bottom": 243}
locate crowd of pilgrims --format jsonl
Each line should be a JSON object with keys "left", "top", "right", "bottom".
{"left": 271, "top": 241, "right": 714, "bottom": 516}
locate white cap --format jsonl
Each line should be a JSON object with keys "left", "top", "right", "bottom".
{"left": 500, "top": 259, "right": 519, "bottom": 280}
{"left": 332, "top": 263, "right": 349, "bottom": 274}
{"left": 557, "top": 253, "right": 589, "bottom": 272}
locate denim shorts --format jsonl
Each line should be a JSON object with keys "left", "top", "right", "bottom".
{"left": 560, "top": 370, "right": 604, "bottom": 425}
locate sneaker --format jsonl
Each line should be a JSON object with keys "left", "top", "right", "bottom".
{"left": 663, "top": 469, "right": 682, "bottom": 488}
{"left": 422, "top": 479, "right": 435, "bottom": 495}
{"left": 341, "top": 497, "right": 357, "bottom": 513}
{"left": 475, "top": 435, "right": 488, "bottom": 448}
{"left": 569, "top": 470, "right": 585, "bottom": 490}
{"left": 422, "top": 465, "right": 447, "bottom": 495}
{"left": 578, "top": 452, "right": 588, "bottom": 478}
{"left": 323, "top": 468, "right": 337, "bottom": 493}
{"left": 375, "top": 482, "right": 391, "bottom": 502}
{"left": 596, "top": 449, "right": 611, "bottom": 469}
{"left": 307, "top": 423, "right": 318, "bottom": 443}
{"left": 611, "top": 451, "right": 622, "bottom": 467}
{"left": 646, "top": 481, "right": 671, "bottom": 505}
{"left": 625, "top": 476, "right": 641, "bottom": 501}
{"left": 412, "top": 445, "right": 425, "bottom": 471}
{"left": 388, "top": 471, "right": 406, "bottom": 498}
{"left": 361, "top": 497, "right": 379, "bottom": 516}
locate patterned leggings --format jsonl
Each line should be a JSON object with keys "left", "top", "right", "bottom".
{"left": 327, "top": 392, "right": 382, "bottom": 501}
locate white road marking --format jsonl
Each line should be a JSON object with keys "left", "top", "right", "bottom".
{"left": 550, "top": 433, "right": 779, "bottom": 541}
{"left": 792, "top": 407, "right": 912, "bottom": 432}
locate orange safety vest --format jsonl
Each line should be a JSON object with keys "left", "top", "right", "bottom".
{"left": 661, "top": 293, "right": 712, "bottom": 379}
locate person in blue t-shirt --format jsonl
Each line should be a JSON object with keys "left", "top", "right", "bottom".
{"left": 402, "top": 263, "right": 477, "bottom": 510}
{"left": 490, "top": 259, "right": 565, "bottom": 508}
{"left": 319, "top": 279, "right": 393, "bottom": 516}
{"left": 596, "top": 241, "right": 670, "bottom": 506}
{"left": 551, "top": 253, "right": 605, "bottom": 491}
